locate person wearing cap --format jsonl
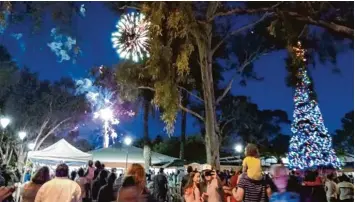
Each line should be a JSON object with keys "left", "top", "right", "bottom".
{"left": 202, "top": 165, "right": 223, "bottom": 202}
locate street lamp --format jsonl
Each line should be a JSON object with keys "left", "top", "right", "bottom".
{"left": 124, "top": 136, "right": 132, "bottom": 172}
{"left": 0, "top": 117, "right": 10, "bottom": 129}
{"left": 18, "top": 131, "right": 27, "bottom": 140}
{"left": 235, "top": 144, "right": 243, "bottom": 153}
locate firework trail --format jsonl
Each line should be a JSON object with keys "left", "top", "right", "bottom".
{"left": 75, "top": 75, "right": 134, "bottom": 148}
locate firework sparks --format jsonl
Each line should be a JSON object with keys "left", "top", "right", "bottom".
{"left": 111, "top": 12, "right": 150, "bottom": 62}
{"left": 76, "top": 76, "right": 135, "bottom": 148}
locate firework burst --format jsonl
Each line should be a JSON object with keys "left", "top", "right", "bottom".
{"left": 111, "top": 12, "right": 150, "bottom": 62}
{"left": 76, "top": 76, "right": 135, "bottom": 148}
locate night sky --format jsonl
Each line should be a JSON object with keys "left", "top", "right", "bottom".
{"left": 1, "top": 2, "right": 354, "bottom": 142}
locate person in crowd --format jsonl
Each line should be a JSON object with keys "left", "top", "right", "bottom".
{"left": 233, "top": 171, "right": 271, "bottom": 202}
{"left": 0, "top": 173, "right": 5, "bottom": 187}
{"left": 153, "top": 168, "right": 168, "bottom": 202}
{"left": 184, "top": 171, "right": 202, "bottom": 202}
{"left": 94, "top": 160, "right": 103, "bottom": 180}
{"left": 0, "top": 165, "right": 11, "bottom": 186}
{"left": 300, "top": 170, "right": 327, "bottom": 202}
{"left": 325, "top": 173, "right": 337, "bottom": 202}
{"left": 269, "top": 164, "right": 299, "bottom": 202}
{"left": 126, "top": 163, "right": 154, "bottom": 201}
{"left": 71, "top": 170, "right": 77, "bottom": 181}
{"left": 219, "top": 175, "right": 232, "bottom": 202}
{"left": 92, "top": 169, "right": 109, "bottom": 201}
{"left": 21, "top": 166, "right": 50, "bottom": 202}
{"left": 85, "top": 160, "right": 95, "bottom": 182}
{"left": 229, "top": 170, "right": 241, "bottom": 202}
{"left": 242, "top": 144, "right": 262, "bottom": 181}
{"left": 203, "top": 168, "right": 223, "bottom": 202}
{"left": 116, "top": 176, "right": 141, "bottom": 202}
{"left": 75, "top": 168, "right": 88, "bottom": 201}
{"left": 114, "top": 173, "right": 124, "bottom": 192}
{"left": 337, "top": 175, "right": 354, "bottom": 202}
{"left": 288, "top": 170, "right": 301, "bottom": 193}
{"left": 181, "top": 166, "right": 193, "bottom": 197}
{"left": 97, "top": 173, "right": 117, "bottom": 202}
{"left": 34, "top": 163, "right": 81, "bottom": 202}
{"left": 24, "top": 170, "right": 32, "bottom": 183}
{"left": 0, "top": 186, "right": 16, "bottom": 202}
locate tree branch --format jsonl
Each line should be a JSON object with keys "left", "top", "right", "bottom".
{"left": 177, "top": 86, "right": 204, "bottom": 103}
{"left": 138, "top": 86, "right": 156, "bottom": 92}
{"left": 210, "top": 2, "right": 282, "bottom": 21}
{"left": 35, "top": 117, "right": 71, "bottom": 150}
{"left": 284, "top": 11, "right": 354, "bottom": 39}
{"left": 179, "top": 104, "right": 205, "bottom": 122}
{"left": 216, "top": 46, "right": 265, "bottom": 104}
{"left": 211, "top": 12, "right": 273, "bottom": 56}
{"left": 34, "top": 117, "right": 50, "bottom": 148}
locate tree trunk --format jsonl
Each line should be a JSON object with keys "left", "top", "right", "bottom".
{"left": 199, "top": 38, "right": 220, "bottom": 169}
{"left": 143, "top": 99, "right": 152, "bottom": 172}
{"left": 180, "top": 109, "right": 187, "bottom": 159}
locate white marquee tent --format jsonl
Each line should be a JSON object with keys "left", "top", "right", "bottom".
{"left": 28, "top": 139, "right": 93, "bottom": 163}
{"left": 89, "top": 145, "right": 177, "bottom": 165}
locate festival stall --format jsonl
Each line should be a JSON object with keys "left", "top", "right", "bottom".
{"left": 27, "top": 139, "right": 93, "bottom": 167}
{"left": 89, "top": 144, "right": 177, "bottom": 173}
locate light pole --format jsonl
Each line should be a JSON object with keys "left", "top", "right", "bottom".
{"left": 124, "top": 136, "right": 132, "bottom": 172}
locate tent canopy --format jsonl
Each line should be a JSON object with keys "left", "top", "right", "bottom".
{"left": 89, "top": 144, "right": 177, "bottom": 165}
{"left": 28, "top": 139, "right": 93, "bottom": 163}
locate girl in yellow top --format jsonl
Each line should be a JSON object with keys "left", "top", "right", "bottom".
{"left": 242, "top": 143, "right": 262, "bottom": 181}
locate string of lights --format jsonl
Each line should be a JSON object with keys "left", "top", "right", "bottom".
{"left": 288, "top": 42, "right": 341, "bottom": 170}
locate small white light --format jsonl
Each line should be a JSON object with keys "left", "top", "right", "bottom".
{"left": 124, "top": 136, "right": 132, "bottom": 146}
{"left": 235, "top": 144, "right": 243, "bottom": 153}
{"left": 0, "top": 117, "right": 10, "bottom": 129}
{"left": 18, "top": 131, "right": 27, "bottom": 140}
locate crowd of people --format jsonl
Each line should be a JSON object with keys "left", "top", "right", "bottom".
{"left": 0, "top": 143, "right": 354, "bottom": 202}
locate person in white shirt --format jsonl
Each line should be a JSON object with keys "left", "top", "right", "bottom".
{"left": 35, "top": 163, "right": 81, "bottom": 202}
{"left": 337, "top": 175, "right": 354, "bottom": 202}
{"left": 325, "top": 173, "right": 337, "bottom": 202}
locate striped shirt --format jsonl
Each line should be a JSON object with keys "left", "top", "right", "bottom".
{"left": 237, "top": 174, "right": 268, "bottom": 202}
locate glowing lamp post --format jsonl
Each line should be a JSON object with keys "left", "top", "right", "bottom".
{"left": 124, "top": 136, "right": 132, "bottom": 172}
{"left": 0, "top": 117, "right": 10, "bottom": 129}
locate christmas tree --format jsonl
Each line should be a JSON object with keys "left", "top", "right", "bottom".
{"left": 287, "top": 42, "right": 341, "bottom": 170}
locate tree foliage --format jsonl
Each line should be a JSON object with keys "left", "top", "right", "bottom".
{"left": 333, "top": 110, "right": 354, "bottom": 156}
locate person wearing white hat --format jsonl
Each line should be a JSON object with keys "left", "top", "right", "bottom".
{"left": 201, "top": 165, "right": 223, "bottom": 202}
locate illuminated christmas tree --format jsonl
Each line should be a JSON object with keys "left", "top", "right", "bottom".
{"left": 287, "top": 42, "right": 341, "bottom": 170}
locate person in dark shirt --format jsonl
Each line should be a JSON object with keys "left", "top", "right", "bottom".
{"left": 153, "top": 168, "right": 168, "bottom": 202}
{"left": 181, "top": 166, "right": 193, "bottom": 197}
{"left": 92, "top": 169, "right": 108, "bottom": 200}
{"left": 93, "top": 160, "right": 103, "bottom": 181}
{"left": 97, "top": 173, "right": 117, "bottom": 202}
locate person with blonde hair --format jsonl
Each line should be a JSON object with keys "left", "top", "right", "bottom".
{"left": 269, "top": 164, "right": 299, "bottom": 202}
{"left": 125, "top": 163, "right": 154, "bottom": 201}
{"left": 242, "top": 143, "right": 262, "bottom": 181}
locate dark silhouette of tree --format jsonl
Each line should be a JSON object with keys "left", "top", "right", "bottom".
{"left": 333, "top": 110, "right": 354, "bottom": 156}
